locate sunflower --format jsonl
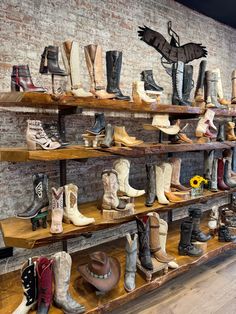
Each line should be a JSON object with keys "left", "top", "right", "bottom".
{"left": 190, "top": 175, "right": 207, "bottom": 188}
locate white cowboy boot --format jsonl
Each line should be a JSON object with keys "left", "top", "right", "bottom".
{"left": 50, "top": 187, "right": 64, "bottom": 234}
{"left": 63, "top": 183, "right": 95, "bottom": 226}
{"left": 113, "top": 158, "right": 145, "bottom": 197}
{"left": 124, "top": 233, "right": 138, "bottom": 292}
{"left": 155, "top": 165, "right": 169, "bottom": 205}
{"left": 162, "top": 162, "right": 182, "bottom": 203}
{"left": 195, "top": 109, "right": 217, "bottom": 138}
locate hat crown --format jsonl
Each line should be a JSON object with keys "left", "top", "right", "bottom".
{"left": 88, "top": 251, "right": 111, "bottom": 276}
{"left": 152, "top": 114, "right": 170, "bottom": 127}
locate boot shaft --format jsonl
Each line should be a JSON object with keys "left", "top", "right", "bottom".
{"left": 106, "top": 50, "right": 122, "bottom": 91}
{"left": 179, "top": 220, "right": 193, "bottom": 246}
{"left": 12, "top": 65, "right": 31, "bottom": 78}
{"left": 195, "top": 60, "right": 207, "bottom": 97}
{"left": 146, "top": 164, "right": 156, "bottom": 194}
{"left": 148, "top": 214, "right": 161, "bottom": 251}
{"left": 53, "top": 252, "right": 71, "bottom": 298}
{"left": 125, "top": 233, "right": 138, "bottom": 271}
{"left": 51, "top": 187, "right": 64, "bottom": 210}
{"left": 183, "top": 64, "right": 193, "bottom": 101}
{"left": 217, "top": 123, "right": 225, "bottom": 142}
{"left": 32, "top": 173, "right": 49, "bottom": 203}
{"left": 170, "top": 157, "right": 181, "bottom": 185}
{"left": 84, "top": 44, "right": 104, "bottom": 89}
{"left": 21, "top": 259, "right": 38, "bottom": 306}
{"left": 64, "top": 183, "right": 78, "bottom": 213}
{"left": 102, "top": 169, "right": 119, "bottom": 208}
{"left": 140, "top": 70, "right": 163, "bottom": 92}
{"left": 37, "top": 257, "right": 54, "bottom": 307}
{"left": 231, "top": 70, "right": 236, "bottom": 102}
{"left": 136, "top": 216, "right": 150, "bottom": 251}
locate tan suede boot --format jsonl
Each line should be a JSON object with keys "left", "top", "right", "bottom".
{"left": 231, "top": 70, "right": 236, "bottom": 104}
{"left": 162, "top": 162, "right": 183, "bottom": 203}
{"left": 226, "top": 122, "right": 236, "bottom": 141}
{"left": 212, "top": 68, "right": 230, "bottom": 105}
{"left": 113, "top": 126, "right": 143, "bottom": 147}
{"left": 170, "top": 157, "right": 191, "bottom": 192}
{"left": 132, "top": 81, "right": 157, "bottom": 105}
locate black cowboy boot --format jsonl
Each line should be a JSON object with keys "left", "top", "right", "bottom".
{"left": 194, "top": 60, "right": 207, "bottom": 101}
{"left": 218, "top": 225, "right": 236, "bottom": 242}
{"left": 172, "top": 61, "right": 190, "bottom": 106}
{"left": 106, "top": 51, "right": 130, "bottom": 100}
{"left": 188, "top": 208, "right": 211, "bottom": 242}
{"left": 136, "top": 216, "right": 153, "bottom": 270}
{"left": 178, "top": 220, "right": 203, "bottom": 256}
{"left": 43, "top": 122, "right": 69, "bottom": 147}
{"left": 140, "top": 70, "right": 163, "bottom": 92}
{"left": 216, "top": 123, "right": 225, "bottom": 142}
{"left": 182, "top": 64, "right": 193, "bottom": 105}
{"left": 17, "top": 174, "right": 49, "bottom": 219}
{"left": 40, "top": 46, "right": 67, "bottom": 76}
{"left": 101, "top": 124, "right": 114, "bottom": 148}
{"left": 145, "top": 164, "right": 156, "bottom": 207}
{"left": 86, "top": 113, "right": 106, "bottom": 135}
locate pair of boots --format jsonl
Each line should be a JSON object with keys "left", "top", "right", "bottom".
{"left": 195, "top": 109, "right": 217, "bottom": 140}
{"left": 13, "top": 252, "right": 84, "bottom": 314}
{"left": 145, "top": 158, "right": 190, "bottom": 207}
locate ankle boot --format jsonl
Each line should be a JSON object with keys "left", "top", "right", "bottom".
{"left": 178, "top": 221, "right": 203, "bottom": 256}
{"left": 170, "top": 157, "right": 190, "bottom": 191}
{"left": 231, "top": 70, "right": 236, "bottom": 104}
{"left": 37, "top": 257, "right": 53, "bottom": 314}
{"left": 13, "top": 258, "right": 38, "bottom": 314}
{"left": 26, "top": 120, "right": 61, "bottom": 150}
{"left": 205, "top": 71, "right": 226, "bottom": 108}
{"left": 113, "top": 126, "right": 143, "bottom": 147}
{"left": 100, "top": 124, "right": 114, "bottom": 148}
{"left": 172, "top": 61, "right": 190, "bottom": 106}
{"left": 86, "top": 113, "right": 106, "bottom": 135}
{"left": 211, "top": 159, "right": 219, "bottom": 192}
{"left": 62, "top": 41, "right": 93, "bottom": 97}
{"left": 226, "top": 122, "right": 236, "bottom": 141}
{"left": 163, "top": 162, "right": 183, "bottom": 203}
{"left": 136, "top": 216, "right": 153, "bottom": 270}
{"left": 155, "top": 165, "right": 169, "bottom": 205}
{"left": 217, "top": 159, "right": 230, "bottom": 190}
{"left": 124, "top": 233, "right": 138, "bottom": 292}
{"left": 216, "top": 123, "right": 225, "bottom": 142}
{"left": 195, "top": 109, "right": 217, "bottom": 138}
{"left": 17, "top": 174, "right": 49, "bottom": 219}
{"left": 148, "top": 212, "right": 174, "bottom": 263}
{"left": 188, "top": 208, "right": 211, "bottom": 242}
{"left": 50, "top": 187, "right": 64, "bottom": 234}
{"left": 224, "top": 159, "right": 236, "bottom": 188}
{"left": 145, "top": 164, "right": 156, "bottom": 207}
{"left": 106, "top": 51, "right": 130, "bottom": 101}
{"left": 43, "top": 122, "right": 69, "bottom": 147}
{"left": 11, "top": 65, "right": 46, "bottom": 92}
{"left": 182, "top": 64, "right": 193, "bottom": 105}
{"left": 212, "top": 68, "right": 231, "bottom": 105}
{"left": 53, "top": 252, "right": 85, "bottom": 314}
{"left": 84, "top": 44, "right": 115, "bottom": 99}
{"left": 39, "top": 46, "right": 67, "bottom": 76}
{"left": 140, "top": 70, "right": 163, "bottom": 93}
{"left": 194, "top": 60, "right": 207, "bottom": 102}
{"left": 218, "top": 225, "right": 236, "bottom": 242}
{"left": 132, "top": 81, "right": 157, "bottom": 105}
{"left": 63, "top": 184, "right": 95, "bottom": 226}
{"left": 113, "top": 158, "right": 145, "bottom": 197}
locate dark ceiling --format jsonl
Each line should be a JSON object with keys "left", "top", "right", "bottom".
{"left": 175, "top": 0, "right": 236, "bottom": 29}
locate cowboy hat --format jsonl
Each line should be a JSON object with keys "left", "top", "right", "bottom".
{"left": 143, "top": 114, "right": 180, "bottom": 135}
{"left": 78, "top": 251, "right": 121, "bottom": 292}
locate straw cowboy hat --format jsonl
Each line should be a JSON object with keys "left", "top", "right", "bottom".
{"left": 78, "top": 251, "right": 121, "bottom": 292}
{"left": 143, "top": 114, "right": 180, "bottom": 135}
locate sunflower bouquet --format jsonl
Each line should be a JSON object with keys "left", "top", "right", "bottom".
{"left": 190, "top": 175, "right": 208, "bottom": 196}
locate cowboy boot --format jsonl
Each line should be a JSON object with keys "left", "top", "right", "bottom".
{"left": 140, "top": 70, "right": 163, "bottom": 93}
{"left": 62, "top": 41, "right": 93, "bottom": 97}
{"left": 162, "top": 162, "right": 183, "bottom": 203}
{"left": 148, "top": 213, "right": 173, "bottom": 263}
{"left": 100, "top": 124, "right": 114, "bottom": 148}
{"left": 63, "top": 183, "right": 95, "bottom": 226}
{"left": 17, "top": 173, "right": 49, "bottom": 219}
{"left": 124, "top": 233, "right": 138, "bottom": 292}
{"left": 113, "top": 158, "right": 145, "bottom": 197}
{"left": 145, "top": 164, "right": 156, "bottom": 207}
{"left": 132, "top": 81, "right": 157, "bottom": 105}
{"left": 170, "top": 157, "right": 190, "bottom": 191}
{"left": 136, "top": 216, "right": 153, "bottom": 270}
{"left": 178, "top": 220, "right": 203, "bottom": 256}
{"left": 216, "top": 123, "right": 225, "bottom": 142}
{"left": 218, "top": 225, "right": 236, "bottom": 242}
{"left": 13, "top": 258, "right": 38, "bottom": 314}
{"left": 50, "top": 187, "right": 64, "bottom": 234}
{"left": 182, "top": 64, "right": 193, "bottom": 105}
{"left": 39, "top": 46, "right": 67, "bottom": 76}
{"left": 195, "top": 109, "right": 217, "bottom": 138}
{"left": 211, "top": 159, "right": 219, "bottom": 192}
{"left": 204, "top": 150, "right": 214, "bottom": 183}
{"left": 226, "top": 122, "right": 236, "bottom": 141}
{"left": 212, "top": 68, "right": 231, "bottom": 105}
{"left": 194, "top": 60, "right": 207, "bottom": 102}
{"left": 188, "top": 208, "right": 211, "bottom": 242}
{"left": 223, "top": 149, "right": 236, "bottom": 177}
{"left": 113, "top": 126, "right": 143, "bottom": 147}
{"left": 217, "top": 159, "right": 230, "bottom": 190}
{"left": 86, "top": 113, "right": 106, "bottom": 135}
{"left": 231, "top": 70, "right": 236, "bottom": 104}
{"left": 155, "top": 165, "right": 169, "bottom": 205}
{"left": 205, "top": 71, "right": 226, "bottom": 108}
{"left": 84, "top": 44, "right": 115, "bottom": 99}
{"left": 53, "top": 252, "right": 85, "bottom": 314}
{"left": 172, "top": 61, "right": 190, "bottom": 106}
{"left": 106, "top": 51, "right": 130, "bottom": 100}
{"left": 224, "top": 159, "right": 236, "bottom": 188}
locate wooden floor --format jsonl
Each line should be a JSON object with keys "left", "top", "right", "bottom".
{"left": 112, "top": 248, "right": 236, "bottom": 314}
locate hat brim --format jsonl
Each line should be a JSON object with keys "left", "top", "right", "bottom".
{"left": 78, "top": 256, "right": 121, "bottom": 292}
{"left": 143, "top": 124, "right": 180, "bottom": 135}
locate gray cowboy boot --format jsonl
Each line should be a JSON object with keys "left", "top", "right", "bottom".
{"left": 211, "top": 158, "right": 218, "bottom": 192}
{"left": 124, "top": 233, "right": 138, "bottom": 292}
{"left": 53, "top": 252, "right": 85, "bottom": 314}
{"left": 204, "top": 150, "right": 214, "bottom": 184}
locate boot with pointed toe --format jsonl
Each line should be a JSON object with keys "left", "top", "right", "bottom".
{"left": 188, "top": 208, "right": 211, "bottom": 242}
{"left": 100, "top": 124, "right": 114, "bottom": 148}
{"left": 170, "top": 157, "right": 190, "bottom": 192}
{"left": 124, "top": 233, "right": 138, "bottom": 292}
{"left": 217, "top": 159, "right": 230, "bottom": 190}
{"left": 195, "top": 109, "right": 217, "bottom": 138}
{"left": 224, "top": 159, "right": 236, "bottom": 188}
{"left": 162, "top": 162, "right": 183, "bottom": 203}
{"left": 50, "top": 187, "right": 64, "bottom": 234}
{"left": 178, "top": 221, "right": 203, "bottom": 257}
{"left": 140, "top": 70, "right": 163, "bottom": 93}
{"left": 145, "top": 164, "right": 156, "bottom": 207}
{"left": 155, "top": 165, "right": 169, "bottom": 205}
{"left": 86, "top": 113, "right": 106, "bottom": 135}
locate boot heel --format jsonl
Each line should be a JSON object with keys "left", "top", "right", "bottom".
{"left": 27, "top": 139, "right": 37, "bottom": 150}
{"left": 63, "top": 216, "right": 71, "bottom": 224}
{"left": 11, "top": 80, "right": 20, "bottom": 91}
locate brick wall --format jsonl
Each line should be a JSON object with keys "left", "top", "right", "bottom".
{"left": 0, "top": 0, "right": 236, "bottom": 274}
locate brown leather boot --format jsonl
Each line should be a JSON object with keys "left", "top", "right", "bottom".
{"left": 170, "top": 157, "right": 191, "bottom": 192}
{"left": 226, "top": 122, "right": 236, "bottom": 141}
{"left": 148, "top": 213, "right": 173, "bottom": 263}
{"left": 162, "top": 162, "right": 183, "bottom": 203}
{"left": 84, "top": 44, "right": 115, "bottom": 99}
{"left": 231, "top": 70, "right": 236, "bottom": 104}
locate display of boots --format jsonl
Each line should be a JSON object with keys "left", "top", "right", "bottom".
{"left": 226, "top": 122, "right": 236, "bottom": 141}
{"left": 216, "top": 123, "right": 225, "bottom": 142}
{"left": 53, "top": 252, "right": 85, "bottom": 314}
{"left": 50, "top": 187, "right": 64, "bottom": 234}
{"left": 195, "top": 109, "right": 217, "bottom": 139}
{"left": 140, "top": 70, "right": 163, "bottom": 93}
{"left": 217, "top": 158, "right": 230, "bottom": 190}
{"left": 231, "top": 70, "right": 236, "bottom": 104}
{"left": 63, "top": 183, "right": 95, "bottom": 226}
{"left": 106, "top": 50, "right": 130, "bottom": 100}
{"left": 155, "top": 164, "right": 169, "bottom": 205}
{"left": 26, "top": 120, "right": 61, "bottom": 150}
{"left": 132, "top": 81, "right": 157, "bottom": 105}
{"left": 86, "top": 112, "right": 106, "bottom": 135}
{"left": 124, "top": 233, "right": 138, "bottom": 292}
{"left": 188, "top": 208, "right": 211, "bottom": 242}
{"left": 36, "top": 257, "right": 53, "bottom": 314}
{"left": 218, "top": 225, "right": 236, "bottom": 242}
{"left": 211, "top": 159, "right": 219, "bottom": 192}
{"left": 136, "top": 216, "right": 153, "bottom": 270}
{"left": 62, "top": 40, "right": 93, "bottom": 97}
{"left": 43, "top": 122, "right": 69, "bottom": 147}
{"left": 17, "top": 173, "right": 49, "bottom": 219}
{"left": 223, "top": 159, "right": 236, "bottom": 188}
{"left": 205, "top": 71, "right": 226, "bottom": 108}
{"left": 113, "top": 126, "right": 143, "bottom": 147}
{"left": 11, "top": 65, "right": 46, "bottom": 92}
{"left": 162, "top": 162, "right": 183, "bottom": 203}
{"left": 84, "top": 44, "right": 115, "bottom": 99}
{"left": 100, "top": 123, "right": 114, "bottom": 148}
{"left": 212, "top": 68, "right": 231, "bottom": 105}
{"left": 178, "top": 220, "right": 203, "bottom": 256}
{"left": 194, "top": 60, "right": 207, "bottom": 102}
{"left": 170, "top": 157, "right": 190, "bottom": 192}
{"left": 39, "top": 46, "right": 67, "bottom": 76}
{"left": 172, "top": 61, "right": 191, "bottom": 106}
{"left": 13, "top": 258, "right": 38, "bottom": 314}
{"left": 113, "top": 158, "right": 145, "bottom": 197}
{"left": 145, "top": 164, "right": 156, "bottom": 207}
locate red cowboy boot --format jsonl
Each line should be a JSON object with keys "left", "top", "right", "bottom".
{"left": 217, "top": 159, "right": 230, "bottom": 190}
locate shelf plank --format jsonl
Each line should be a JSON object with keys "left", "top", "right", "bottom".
{"left": 1, "top": 189, "right": 234, "bottom": 249}
{"left": 1, "top": 217, "right": 236, "bottom": 314}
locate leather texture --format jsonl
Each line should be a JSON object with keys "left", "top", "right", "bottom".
{"left": 183, "top": 64, "right": 193, "bottom": 104}
{"left": 162, "top": 162, "right": 182, "bottom": 203}
{"left": 40, "top": 46, "right": 67, "bottom": 76}
{"left": 205, "top": 71, "right": 226, "bottom": 108}
{"left": 140, "top": 70, "right": 163, "bottom": 92}
{"left": 100, "top": 124, "right": 114, "bottom": 148}
{"left": 217, "top": 158, "right": 230, "bottom": 190}
{"left": 216, "top": 123, "right": 225, "bottom": 142}
{"left": 124, "top": 233, "right": 138, "bottom": 292}
{"left": 195, "top": 60, "right": 207, "bottom": 101}
{"left": 188, "top": 208, "right": 211, "bottom": 242}
{"left": 132, "top": 81, "right": 157, "bottom": 105}
{"left": 224, "top": 159, "right": 236, "bottom": 188}
{"left": 226, "top": 122, "right": 236, "bottom": 141}
{"left": 43, "top": 122, "right": 69, "bottom": 147}
{"left": 231, "top": 70, "right": 236, "bottom": 103}
{"left": 50, "top": 187, "right": 64, "bottom": 234}
{"left": 211, "top": 158, "right": 218, "bottom": 192}
{"left": 172, "top": 61, "right": 191, "bottom": 106}
{"left": 86, "top": 113, "right": 106, "bottom": 135}
{"left": 155, "top": 165, "right": 169, "bottom": 204}
{"left": 113, "top": 126, "right": 143, "bottom": 147}
{"left": 218, "top": 225, "right": 236, "bottom": 242}
{"left": 145, "top": 164, "right": 156, "bottom": 207}
{"left": 204, "top": 150, "right": 214, "bottom": 181}
{"left": 178, "top": 220, "right": 203, "bottom": 256}
{"left": 170, "top": 157, "right": 190, "bottom": 191}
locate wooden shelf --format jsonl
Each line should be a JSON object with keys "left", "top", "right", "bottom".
{"left": 1, "top": 189, "right": 235, "bottom": 249}
{"left": 1, "top": 217, "right": 236, "bottom": 314}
